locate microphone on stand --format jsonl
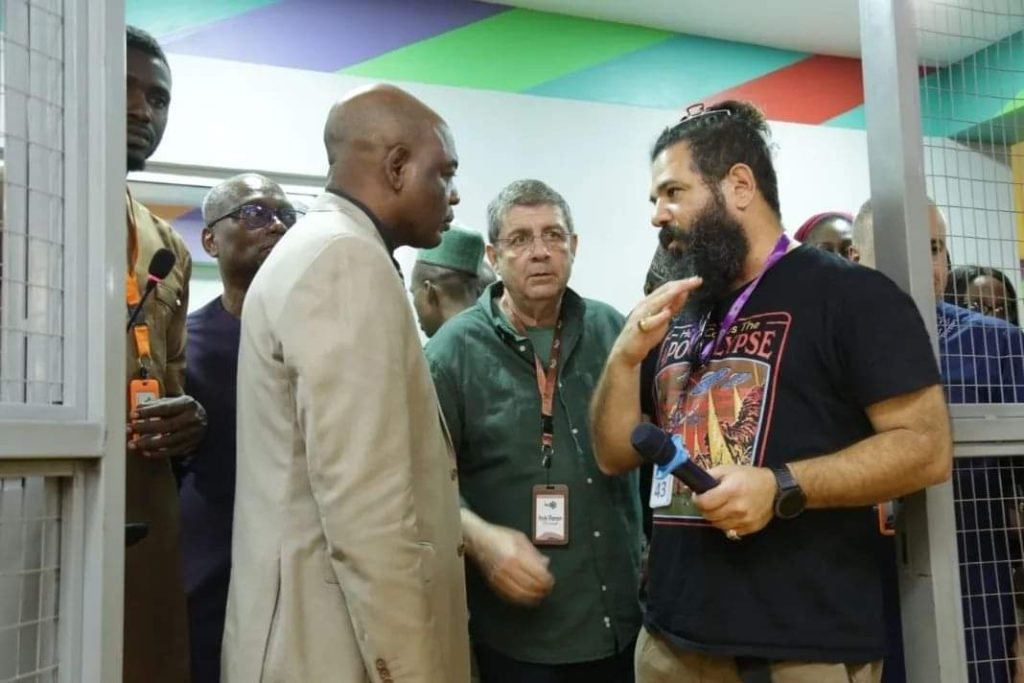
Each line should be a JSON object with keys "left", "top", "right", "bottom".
{"left": 127, "top": 248, "right": 176, "bottom": 331}
{"left": 631, "top": 422, "right": 719, "bottom": 494}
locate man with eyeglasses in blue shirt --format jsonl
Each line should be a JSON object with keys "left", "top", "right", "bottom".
{"left": 179, "top": 172, "right": 297, "bottom": 683}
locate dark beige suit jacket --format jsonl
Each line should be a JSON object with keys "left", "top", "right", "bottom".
{"left": 222, "top": 192, "right": 470, "bottom": 683}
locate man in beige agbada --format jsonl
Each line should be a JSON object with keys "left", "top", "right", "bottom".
{"left": 222, "top": 84, "right": 470, "bottom": 682}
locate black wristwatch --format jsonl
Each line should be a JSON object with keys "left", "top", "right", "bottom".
{"left": 772, "top": 465, "right": 806, "bottom": 519}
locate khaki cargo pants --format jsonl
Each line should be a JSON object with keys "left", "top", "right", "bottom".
{"left": 635, "top": 627, "right": 883, "bottom": 683}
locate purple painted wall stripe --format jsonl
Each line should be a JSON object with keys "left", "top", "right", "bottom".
{"left": 162, "top": 0, "right": 508, "bottom": 72}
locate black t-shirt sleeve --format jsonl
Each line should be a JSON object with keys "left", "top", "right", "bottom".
{"left": 837, "top": 267, "right": 942, "bottom": 407}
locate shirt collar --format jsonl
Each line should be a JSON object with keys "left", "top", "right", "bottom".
{"left": 479, "top": 281, "right": 585, "bottom": 340}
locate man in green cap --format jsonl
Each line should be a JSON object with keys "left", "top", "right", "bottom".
{"left": 411, "top": 226, "right": 490, "bottom": 337}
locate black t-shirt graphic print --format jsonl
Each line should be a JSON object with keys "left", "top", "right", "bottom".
{"left": 649, "top": 311, "right": 790, "bottom": 522}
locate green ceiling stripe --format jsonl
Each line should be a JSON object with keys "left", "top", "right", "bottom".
{"left": 920, "top": 31, "right": 1024, "bottom": 139}
{"left": 126, "top": 0, "right": 281, "bottom": 39}
{"left": 528, "top": 35, "right": 807, "bottom": 111}
{"left": 341, "top": 8, "right": 672, "bottom": 91}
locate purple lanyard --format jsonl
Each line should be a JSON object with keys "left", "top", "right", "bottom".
{"left": 693, "top": 233, "right": 791, "bottom": 366}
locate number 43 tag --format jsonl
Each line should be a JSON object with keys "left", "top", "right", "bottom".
{"left": 649, "top": 464, "right": 673, "bottom": 509}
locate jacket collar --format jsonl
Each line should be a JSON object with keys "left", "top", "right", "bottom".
{"left": 316, "top": 190, "right": 402, "bottom": 275}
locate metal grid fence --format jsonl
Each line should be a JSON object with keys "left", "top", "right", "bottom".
{"left": 955, "top": 456, "right": 1024, "bottom": 682}
{"left": 914, "top": 1, "right": 1024, "bottom": 680}
{"left": 0, "top": 0, "right": 66, "bottom": 408}
{"left": 0, "top": 476, "right": 61, "bottom": 683}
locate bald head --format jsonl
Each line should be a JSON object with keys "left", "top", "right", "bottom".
{"left": 202, "top": 173, "right": 289, "bottom": 225}
{"left": 853, "top": 198, "right": 950, "bottom": 298}
{"left": 324, "top": 84, "right": 442, "bottom": 167}
{"left": 321, "top": 84, "right": 460, "bottom": 251}
{"left": 201, "top": 173, "right": 294, "bottom": 291}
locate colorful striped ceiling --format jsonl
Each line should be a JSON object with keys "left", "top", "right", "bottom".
{"left": 127, "top": 0, "right": 1024, "bottom": 140}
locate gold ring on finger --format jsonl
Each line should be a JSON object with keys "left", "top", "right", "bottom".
{"left": 637, "top": 317, "right": 649, "bottom": 333}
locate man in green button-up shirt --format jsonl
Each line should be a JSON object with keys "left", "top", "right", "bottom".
{"left": 425, "top": 179, "right": 643, "bottom": 683}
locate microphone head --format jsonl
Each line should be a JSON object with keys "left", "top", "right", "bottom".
{"left": 148, "top": 248, "right": 176, "bottom": 281}
{"left": 630, "top": 423, "right": 677, "bottom": 466}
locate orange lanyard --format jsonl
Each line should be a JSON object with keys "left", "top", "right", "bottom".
{"left": 125, "top": 191, "right": 152, "bottom": 366}
{"left": 500, "top": 292, "right": 564, "bottom": 468}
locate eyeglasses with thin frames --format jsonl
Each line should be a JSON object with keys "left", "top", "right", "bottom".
{"left": 495, "top": 228, "right": 571, "bottom": 255}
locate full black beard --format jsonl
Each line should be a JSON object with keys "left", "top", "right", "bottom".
{"left": 644, "top": 242, "right": 692, "bottom": 294}
{"left": 674, "top": 191, "right": 749, "bottom": 308}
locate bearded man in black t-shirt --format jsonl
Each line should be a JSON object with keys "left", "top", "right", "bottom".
{"left": 590, "top": 100, "right": 953, "bottom": 683}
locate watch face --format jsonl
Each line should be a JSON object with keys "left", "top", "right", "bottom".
{"left": 776, "top": 489, "right": 807, "bottom": 519}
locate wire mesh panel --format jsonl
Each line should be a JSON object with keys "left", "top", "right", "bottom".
{"left": 955, "top": 455, "right": 1024, "bottom": 683}
{"left": 915, "top": 0, "right": 1024, "bottom": 408}
{"left": 912, "top": 2, "right": 1024, "bottom": 680}
{"left": 0, "top": 0, "right": 126, "bottom": 678}
{"left": 0, "top": 476, "right": 61, "bottom": 683}
{"left": 0, "top": 0, "right": 66, "bottom": 408}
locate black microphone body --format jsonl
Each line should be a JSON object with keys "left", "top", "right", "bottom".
{"left": 127, "top": 248, "right": 176, "bottom": 331}
{"left": 630, "top": 423, "right": 719, "bottom": 493}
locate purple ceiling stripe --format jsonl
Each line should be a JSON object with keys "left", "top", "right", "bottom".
{"left": 162, "top": 0, "right": 508, "bottom": 72}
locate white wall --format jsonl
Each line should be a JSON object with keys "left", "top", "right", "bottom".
{"left": 924, "top": 139, "right": 1019, "bottom": 280}
{"left": 159, "top": 55, "right": 873, "bottom": 316}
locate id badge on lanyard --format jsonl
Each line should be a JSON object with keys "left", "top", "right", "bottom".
{"left": 126, "top": 192, "right": 163, "bottom": 409}
{"left": 501, "top": 293, "right": 569, "bottom": 547}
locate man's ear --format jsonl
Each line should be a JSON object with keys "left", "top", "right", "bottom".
{"left": 485, "top": 244, "right": 499, "bottom": 272}
{"left": 425, "top": 279, "right": 441, "bottom": 306}
{"left": 201, "top": 226, "right": 218, "bottom": 258}
{"left": 725, "top": 163, "right": 756, "bottom": 212}
{"left": 385, "top": 144, "right": 411, "bottom": 193}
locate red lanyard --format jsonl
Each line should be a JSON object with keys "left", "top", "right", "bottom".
{"left": 500, "top": 292, "right": 564, "bottom": 470}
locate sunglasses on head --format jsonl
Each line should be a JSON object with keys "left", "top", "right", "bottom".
{"left": 670, "top": 102, "right": 733, "bottom": 131}
{"left": 207, "top": 202, "right": 301, "bottom": 230}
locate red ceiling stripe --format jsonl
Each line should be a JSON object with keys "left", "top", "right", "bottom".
{"left": 702, "top": 55, "right": 865, "bottom": 125}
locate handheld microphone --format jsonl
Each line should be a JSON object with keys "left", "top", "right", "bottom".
{"left": 630, "top": 423, "right": 719, "bottom": 494}
{"left": 127, "top": 248, "right": 176, "bottom": 331}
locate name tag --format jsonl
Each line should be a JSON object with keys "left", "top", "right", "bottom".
{"left": 129, "top": 378, "right": 161, "bottom": 410}
{"left": 532, "top": 484, "right": 569, "bottom": 546}
{"left": 649, "top": 464, "right": 673, "bottom": 509}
